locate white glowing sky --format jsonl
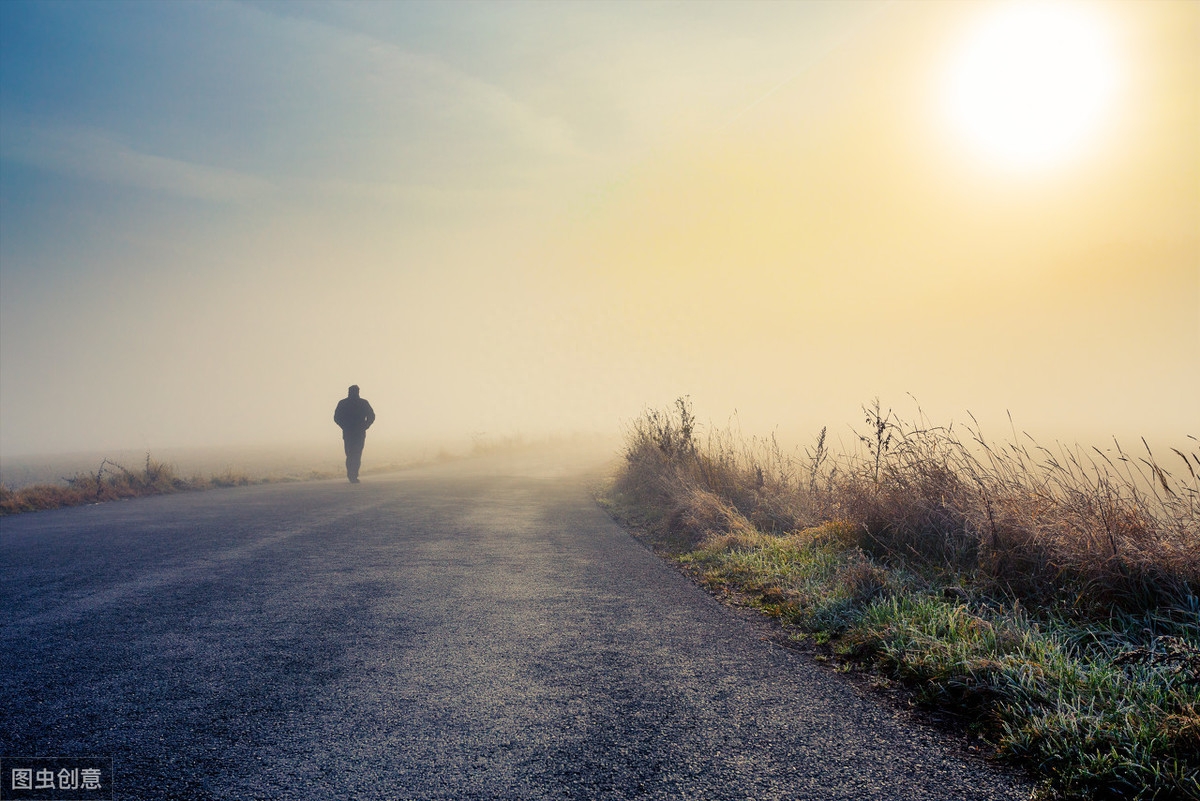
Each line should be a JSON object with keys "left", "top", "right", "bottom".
{"left": 945, "top": 2, "right": 1120, "bottom": 169}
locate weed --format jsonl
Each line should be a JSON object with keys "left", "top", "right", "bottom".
{"left": 606, "top": 399, "right": 1200, "bottom": 800}
{"left": 0, "top": 454, "right": 257, "bottom": 515}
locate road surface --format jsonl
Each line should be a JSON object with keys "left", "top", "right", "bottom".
{"left": 1, "top": 453, "right": 1030, "bottom": 800}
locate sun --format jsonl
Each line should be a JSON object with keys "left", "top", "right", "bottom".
{"left": 944, "top": 2, "right": 1120, "bottom": 170}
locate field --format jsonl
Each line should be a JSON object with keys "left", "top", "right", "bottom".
{"left": 604, "top": 398, "right": 1199, "bottom": 801}
{"left": 0, "top": 435, "right": 613, "bottom": 516}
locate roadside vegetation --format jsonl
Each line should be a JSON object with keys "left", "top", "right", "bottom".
{"left": 604, "top": 398, "right": 1199, "bottom": 801}
{"left": 0, "top": 441, "right": 533, "bottom": 517}
{"left": 0, "top": 454, "right": 279, "bottom": 515}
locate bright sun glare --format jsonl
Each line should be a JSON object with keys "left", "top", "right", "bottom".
{"left": 945, "top": 2, "right": 1120, "bottom": 170}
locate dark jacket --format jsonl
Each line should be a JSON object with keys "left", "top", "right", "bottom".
{"left": 334, "top": 396, "right": 375, "bottom": 434}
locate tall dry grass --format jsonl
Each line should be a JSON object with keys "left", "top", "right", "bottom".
{"left": 613, "top": 398, "right": 1199, "bottom": 620}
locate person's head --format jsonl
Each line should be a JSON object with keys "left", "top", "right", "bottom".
{"left": 348, "top": 385, "right": 360, "bottom": 398}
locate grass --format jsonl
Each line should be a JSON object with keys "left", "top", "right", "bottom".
{"left": 0, "top": 442, "right": 520, "bottom": 516}
{"left": 605, "top": 398, "right": 1199, "bottom": 801}
{"left": 0, "top": 453, "right": 274, "bottom": 515}
{"left": 0, "top": 453, "right": 324, "bottom": 515}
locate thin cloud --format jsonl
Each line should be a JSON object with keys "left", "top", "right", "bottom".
{"left": 1, "top": 121, "right": 275, "bottom": 202}
{"left": 310, "top": 177, "right": 537, "bottom": 211}
{"left": 242, "top": 1, "right": 587, "bottom": 163}
{"left": 718, "top": 0, "right": 896, "bottom": 133}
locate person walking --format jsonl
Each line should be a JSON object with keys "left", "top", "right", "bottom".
{"left": 333, "top": 385, "right": 375, "bottom": 483}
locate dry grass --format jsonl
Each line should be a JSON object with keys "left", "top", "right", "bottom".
{"left": 614, "top": 398, "right": 1199, "bottom": 619}
{"left": 0, "top": 454, "right": 259, "bottom": 515}
{"left": 607, "top": 398, "right": 1199, "bottom": 800}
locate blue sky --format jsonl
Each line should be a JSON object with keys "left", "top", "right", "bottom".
{"left": 1, "top": 0, "right": 1196, "bottom": 459}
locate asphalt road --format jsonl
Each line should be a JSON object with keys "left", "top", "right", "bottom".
{"left": 1, "top": 453, "right": 1030, "bottom": 800}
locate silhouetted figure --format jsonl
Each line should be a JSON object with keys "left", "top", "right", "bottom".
{"left": 334, "top": 385, "right": 375, "bottom": 483}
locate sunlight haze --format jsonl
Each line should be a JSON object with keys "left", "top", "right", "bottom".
{"left": 1, "top": 0, "right": 1196, "bottom": 466}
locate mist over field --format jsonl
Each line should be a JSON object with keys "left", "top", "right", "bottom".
{"left": 0, "top": 441, "right": 417, "bottom": 491}
{"left": 1, "top": 1, "right": 1196, "bottom": 471}
{"left": 0, "top": 433, "right": 621, "bottom": 491}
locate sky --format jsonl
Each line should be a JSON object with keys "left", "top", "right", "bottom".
{"left": 1, "top": 0, "right": 1197, "bottom": 460}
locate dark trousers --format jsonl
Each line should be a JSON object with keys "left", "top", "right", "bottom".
{"left": 343, "top": 430, "right": 366, "bottom": 481}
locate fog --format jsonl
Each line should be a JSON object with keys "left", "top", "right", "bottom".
{"left": 1, "top": 1, "right": 1196, "bottom": 476}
